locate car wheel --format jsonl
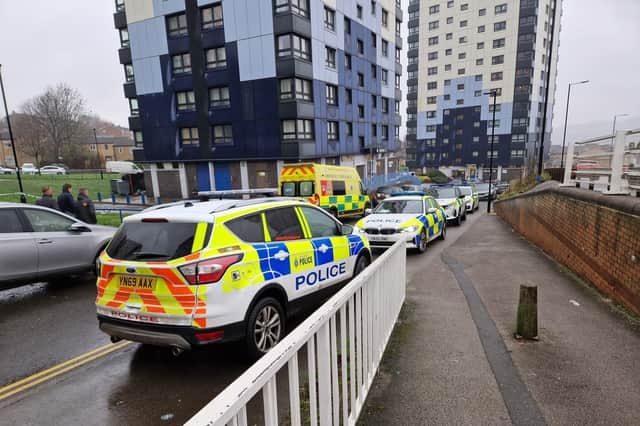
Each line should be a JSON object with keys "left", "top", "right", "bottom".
{"left": 354, "top": 254, "right": 370, "bottom": 276}
{"left": 418, "top": 229, "right": 427, "bottom": 253}
{"left": 455, "top": 210, "right": 462, "bottom": 226}
{"left": 461, "top": 209, "right": 467, "bottom": 221}
{"left": 246, "top": 297, "right": 285, "bottom": 360}
{"left": 439, "top": 222, "right": 446, "bottom": 240}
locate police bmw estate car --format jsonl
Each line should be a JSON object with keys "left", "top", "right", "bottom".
{"left": 456, "top": 184, "right": 479, "bottom": 213}
{"left": 429, "top": 185, "right": 467, "bottom": 225}
{"left": 353, "top": 193, "right": 446, "bottom": 253}
{"left": 95, "top": 198, "right": 371, "bottom": 359}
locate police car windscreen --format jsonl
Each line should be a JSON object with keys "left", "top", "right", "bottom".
{"left": 107, "top": 222, "right": 199, "bottom": 261}
{"left": 375, "top": 200, "right": 423, "bottom": 214}
{"left": 459, "top": 187, "right": 472, "bottom": 195}
{"left": 434, "top": 187, "right": 457, "bottom": 198}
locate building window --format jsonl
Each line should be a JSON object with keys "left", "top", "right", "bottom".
{"left": 280, "top": 77, "right": 313, "bottom": 101}
{"left": 458, "top": 52, "right": 466, "bottom": 59}
{"left": 346, "top": 88, "right": 352, "bottom": 104}
{"left": 371, "top": 64, "right": 377, "bottom": 79}
{"left": 493, "top": 38, "right": 506, "bottom": 48}
{"left": 478, "top": 25, "right": 485, "bottom": 33}
{"left": 124, "top": 64, "right": 134, "bottom": 82}
{"left": 444, "top": 94, "right": 451, "bottom": 100}
{"left": 396, "top": 18, "right": 401, "bottom": 36}
{"left": 460, "top": 20, "right": 467, "bottom": 27}
{"left": 428, "top": 51, "right": 438, "bottom": 60}
{"left": 428, "top": 36, "right": 439, "bottom": 46}
{"left": 275, "top": 0, "right": 310, "bottom": 18}
{"left": 357, "top": 39, "right": 364, "bottom": 54}
{"left": 492, "top": 55, "right": 504, "bottom": 65}
{"left": 172, "top": 53, "right": 192, "bottom": 76}
{"left": 457, "top": 83, "right": 464, "bottom": 90}
{"left": 489, "top": 104, "right": 502, "bottom": 113}
{"left": 494, "top": 21, "right": 507, "bottom": 31}
{"left": 358, "top": 73, "right": 364, "bottom": 87}
{"left": 371, "top": 0, "right": 376, "bottom": 15}
{"left": 358, "top": 105, "right": 365, "bottom": 118}
{"left": 180, "top": 127, "right": 199, "bottom": 146}
{"left": 382, "top": 8, "right": 388, "bottom": 27}
{"left": 428, "top": 66, "right": 437, "bottom": 75}
{"left": 427, "top": 81, "right": 438, "bottom": 90}
{"left": 446, "top": 16, "right": 453, "bottom": 24}
{"left": 479, "top": 8, "right": 486, "bottom": 16}
{"left": 459, "top": 36, "right": 467, "bottom": 44}
{"left": 176, "top": 91, "right": 196, "bottom": 111}
{"left": 381, "top": 97, "right": 389, "bottom": 113}
{"left": 429, "top": 4, "right": 439, "bottom": 14}
{"left": 209, "top": 86, "right": 230, "bottom": 108}
{"left": 381, "top": 69, "right": 388, "bottom": 85}
{"left": 213, "top": 124, "right": 233, "bottom": 144}
{"left": 346, "top": 122, "right": 353, "bottom": 136}
{"left": 445, "top": 48, "right": 452, "bottom": 56}
{"left": 458, "top": 68, "right": 465, "bottom": 75}
{"left": 115, "top": 0, "right": 125, "bottom": 12}
{"left": 167, "top": 13, "right": 188, "bottom": 37}
{"left": 119, "top": 28, "right": 129, "bottom": 48}
{"left": 382, "top": 39, "right": 389, "bottom": 57}
{"left": 460, "top": 3, "right": 468, "bottom": 11}
{"left": 206, "top": 47, "right": 227, "bottom": 69}
{"left": 491, "top": 71, "right": 503, "bottom": 81}
{"left": 495, "top": 4, "right": 508, "bottom": 14}
{"left": 371, "top": 32, "right": 377, "bottom": 48}
{"left": 429, "top": 20, "right": 439, "bottom": 30}
{"left": 446, "top": 32, "right": 453, "bottom": 40}
{"left": 477, "top": 42, "right": 485, "bottom": 49}
{"left": 396, "top": 47, "right": 401, "bottom": 62}
{"left": 129, "top": 98, "right": 139, "bottom": 116}
{"left": 427, "top": 96, "right": 436, "bottom": 104}
{"left": 395, "top": 73, "right": 401, "bottom": 88}
{"left": 426, "top": 111, "right": 436, "bottom": 118}
{"left": 325, "top": 47, "right": 336, "bottom": 68}
{"left": 395, "top": 100, "right": 400, "bottom": 114}
{"left": 324, "top": 6, "right": 336, "bottom": 31}
{"left": 282, "top": 119, "right": 314, "bottom": 140}
{"left": 278, "top": 34, "right": 311, "bottom": 60}
{"left": 345, "top": 53, "right": 352, "bottom": 70}
{"left": 327, "top": 121, "right": 339, "bottom": 140}
{"left": 371, "top": 124, "right": 377, "bottom": 137}
{"left": 134, "top": 131, "right": 143, "bottom": 147}
{"left": 475, "top": 74, "right": 483, "bottom": 81}
{"left": 344, "top": 17, "right": 351, "bottom": 34}
{"left": 201, "top": 4, "right": 223, "bottom": 30}
{"left": 371, "top": 95, "right": 377, "bottom": 109}
{"left": 381, "top": 125, "right": 389, "bottom": 140}
{"left": 357, "top": 4, "right": 363, "bottom": 19}
{"left": 476, "top": 58, "right": 484, "bottom": 65}
{"left": 326, "top": 84, "right": 338, "bottom": 105}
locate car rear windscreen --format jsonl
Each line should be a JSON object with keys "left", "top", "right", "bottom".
{"left": 107, "top": 222, "right": 201, "bottom": 261}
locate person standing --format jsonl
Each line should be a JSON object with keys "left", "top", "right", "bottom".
{"left": 57, "top": 183, "right": 75, "bottom": 215}
{"left": 76, "top": 188, "right": 97, "bottom": 224}
{"left": 35, "top": 186, "right": 59, "bottom": 210}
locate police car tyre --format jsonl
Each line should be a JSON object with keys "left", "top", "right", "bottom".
{"left": 439, "top": 222, "right": 446, "bottom": 240}
{"left": 418, "top": 229, "right": 427, "bottom": 253}
{"left": 455, "top": 210, "right": 462, "bottom": 226}
{"left": 462, "top": 210, "right": 467, "bottom": 221}
{"left": 354, "top": 254, "right": 370, "bottom": 275}
{"left": 246, "top": 297, "right": 285, "bottom": 359}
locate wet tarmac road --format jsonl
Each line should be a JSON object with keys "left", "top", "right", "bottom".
{"left": 0, "top": 208, "right": 484, "bottom": 425}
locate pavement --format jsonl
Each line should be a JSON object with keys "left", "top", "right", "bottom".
{"left": 358, "top": 213, "right": 640, "bottom": 425}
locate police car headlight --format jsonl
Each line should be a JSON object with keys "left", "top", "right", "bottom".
{"left": 353, "top": 226, "right": 365, "bottom": 234}
{"left": 401, "top": 225, "right": 418, "bottom": 233}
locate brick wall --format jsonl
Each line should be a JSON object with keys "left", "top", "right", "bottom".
{"left": 495, "top": 182, "right": 640, "bottom": 316}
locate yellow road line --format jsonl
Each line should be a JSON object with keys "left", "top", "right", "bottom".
{"left": 0, "top": 341, "right": 131, "bottom": 401}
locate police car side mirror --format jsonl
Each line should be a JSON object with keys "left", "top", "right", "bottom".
{"left": 364, "top": 208, "right": 372, "bottom": 216}
{"left": 458, "top": 195, "right": 465, "bottom": 199}
{"left": 341, "top": 224, "right": 354, "bottom": 235}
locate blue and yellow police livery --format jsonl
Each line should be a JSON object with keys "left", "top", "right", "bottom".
{"left": 354, "top": 193, "right": 446, "bottom": 253}
{"left": 96, "top": 198, "right": 371, "bottom": 359}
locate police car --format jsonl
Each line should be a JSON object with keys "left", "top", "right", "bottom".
{"left": 428, "top": 185, "right": 467, "bottom": 225}
{"left": 353, "top": 193, "right": 446, "bottom": 252}
{"left": 95, "top": 198, "right": 371, "bottom": 359}
{"left": 456, "top": 184, "right": 479, "bottom": 213}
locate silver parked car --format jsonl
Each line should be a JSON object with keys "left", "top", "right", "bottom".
{"left": 0, "top": 203, "right": 116, "bottom": 287}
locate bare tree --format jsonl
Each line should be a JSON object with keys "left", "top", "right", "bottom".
{"left": 22, "top": 83, "right": 89, "bottom": 162}
{"left": 11, "top": 113, "right": 49, "bottom": 168}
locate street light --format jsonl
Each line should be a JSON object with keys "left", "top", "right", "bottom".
{"left": 483, "top": 89, "right": 498, "bottom": 214}
{"left": 560, "top": 80, "right": 589, "bottom": 169}
{"left": 0, "top": 64, "right": 26, "bottom": 203}
{"left": 611, "top": 113, "right": 629, "bottom": 144}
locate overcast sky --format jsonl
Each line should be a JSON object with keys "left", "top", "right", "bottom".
{"left": 0, "top": 0, "right": 638, "bottom": 145}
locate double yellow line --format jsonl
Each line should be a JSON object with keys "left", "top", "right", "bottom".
{"left": 0, "top": 341, "right": 131, "bottom": 402}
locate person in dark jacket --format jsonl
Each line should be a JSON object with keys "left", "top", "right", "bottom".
{"left": 35, "top": 186, "right": 59, "bottom": 210}
{"left": 76, "top": 188, "right": 97, "bottom": 224}
{"left": 57, "top": 183, "right": 76, "bottom": 215}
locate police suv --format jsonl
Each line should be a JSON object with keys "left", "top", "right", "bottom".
{"left": 353, "top": 193, "right": 446, "bottom": 252}
{"left": 95, "top": 198, "right": 371, "bottom": 358}
{"left": 429, "top": 185, "right": 467, "bottom": 225}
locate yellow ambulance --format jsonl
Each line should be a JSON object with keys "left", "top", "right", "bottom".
{"left": 279, "top": 163, "right": 370, "bottom": 218}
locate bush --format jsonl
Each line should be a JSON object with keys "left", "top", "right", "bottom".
{"left": 428, "top": 170, "right": 449, "bottom": 184}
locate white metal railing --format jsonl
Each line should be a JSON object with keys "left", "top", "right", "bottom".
{"left": 563, "top": 128, "right": 640, "bottom": 195}
{"left": 186, "top": 241, "right": 407, "bottom": 426}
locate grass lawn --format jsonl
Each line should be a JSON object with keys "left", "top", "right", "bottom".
{"left": 96, "top": 212, "right": 129, "bottom": 227}
{"left": 0, "top": 173, "right": 120, "bottom": 204}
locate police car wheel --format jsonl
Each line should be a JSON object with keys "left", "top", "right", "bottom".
{"left": 354, "top": 255, "right": 370, "bottom": 275}
{"left": 418, "top": 229, "right": 427, "bottom": 253}
{"left": 462, "top": 210, "right": 467, "bottom": 221}
{"left": 246, "top": 297, "right": 285, "bottom": 358}
{"left": 455, "top": 211, "right": 462, "bottom": 226}
{"left": 439, "top": 223, "right": 446, "bottom": 240}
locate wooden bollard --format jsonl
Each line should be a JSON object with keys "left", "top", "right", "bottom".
{"left": 515, "top": 283, "right": 538, "bottom": 340}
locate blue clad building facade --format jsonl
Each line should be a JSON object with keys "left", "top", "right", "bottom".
{"left": 114, "top": 0, "right": 403, "bottom": 198}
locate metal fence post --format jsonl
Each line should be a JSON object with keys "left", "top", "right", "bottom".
{"left": 111, "top": 192, "right": 116, "bottom": 204}
{"left": 97, "top": 192, "right": 102, "bottom": 202}
{"left": 125, "top": 193, "right": 131, "bottom": 204}
{"left": 607, "top": 130, "right": 627, "bottom": 194}
{"left": 140, "top": 191, "right": 146, "bottom": 205}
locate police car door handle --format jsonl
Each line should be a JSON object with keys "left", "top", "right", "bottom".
{"left": 274, "top": 250, "right": 289, "bottom": 261}
{"left": 37, "top": 239, "right": 53, "bottom": 245}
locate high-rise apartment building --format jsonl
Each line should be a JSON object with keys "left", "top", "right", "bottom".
{"left": 113, "top": 0, "right": 403, "bottom": 198}
{"left": 405, "top": 0, "right": 561, "bottom": 178}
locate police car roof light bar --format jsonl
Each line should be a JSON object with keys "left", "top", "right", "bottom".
{"left": 389, "top": 191, "right": 426, "bottom": 197}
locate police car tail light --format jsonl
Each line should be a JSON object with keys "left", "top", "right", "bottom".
{"left": 179, "top": 254, "right": 244, "bottom": 285}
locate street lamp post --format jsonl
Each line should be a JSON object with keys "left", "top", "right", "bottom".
{"left": 0, "top": 64, "right": 26, "bottom": 203}
{"left": 611, "top": 114, "right": 629, "bottom": 144}
{"left": 484, "top": 90, "right": 498, "bottom": 214}
{"left": 560, "top": 80, "right": 589, "bottom": 169}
